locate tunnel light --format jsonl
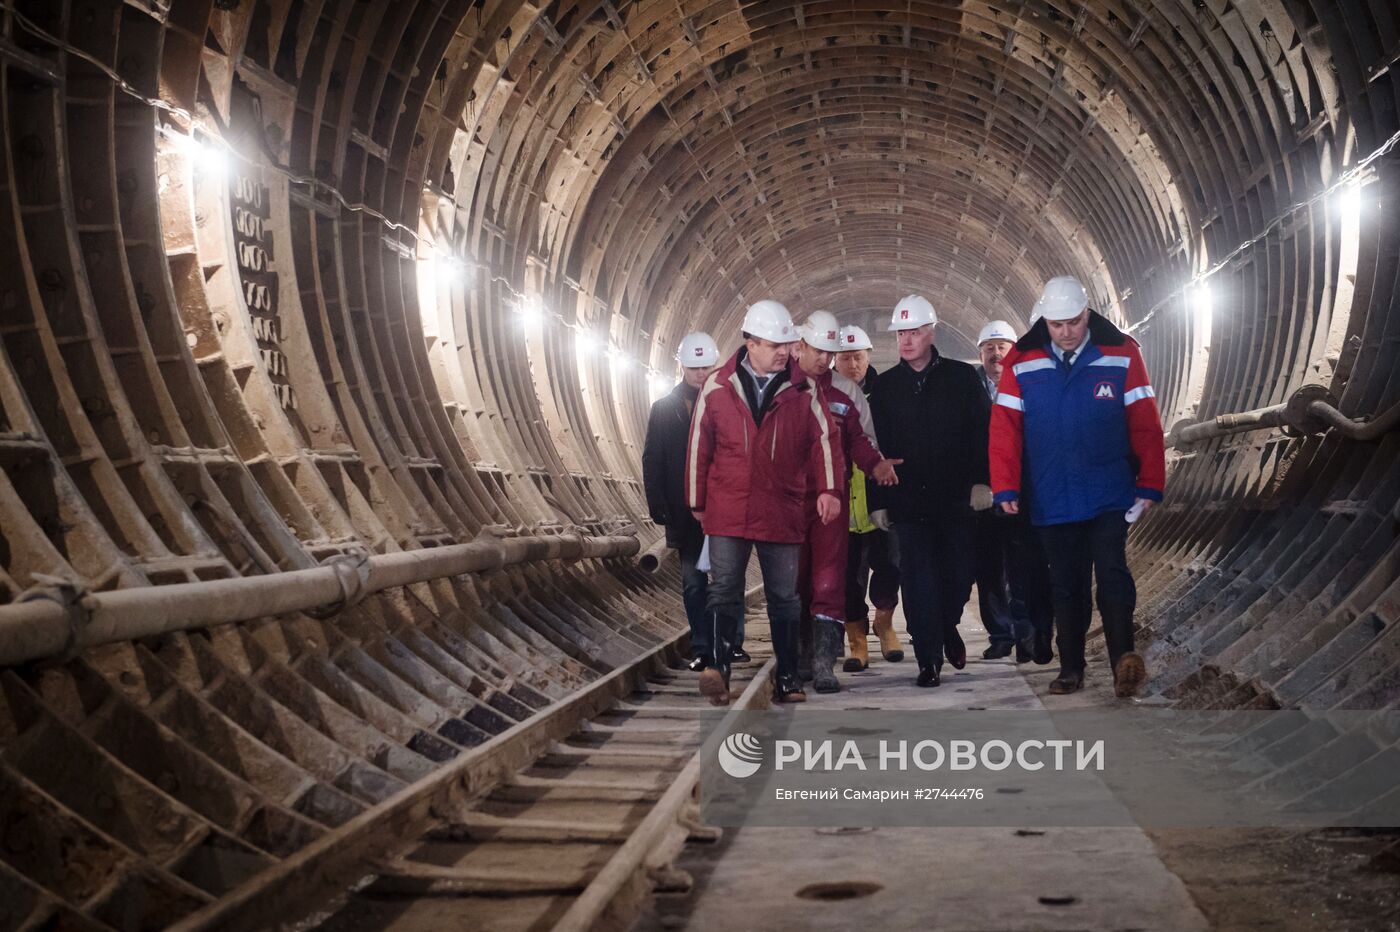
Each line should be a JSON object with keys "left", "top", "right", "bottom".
{"left": 1187, "top": 283, "right": 1213, "bottom": 322}
{"left": 611, "top": 351, "right": 633, "bottom": 371}
{"left": 197, "top": 143, "right": 229, "bottom": 178}
{"left": 649, "top": 373, "right": 671, "bottom": 396}
{"left": 166, "top": 130, "right": 230, "bottom": 178}
{"left": 574, "top": 331, "right": 597, "bottom": 354}
{"left": 519, "top": 295, "right": 545, "bottom": 324}
{"left": 1332, "top": 180, "right": 1377, "bottom": 226}
{"left": 436, "top": 255, "right": 471, "bottom": 286}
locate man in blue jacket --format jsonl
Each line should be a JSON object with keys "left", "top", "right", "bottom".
{"left": 990, "top": 277, "right": 1166, "bottom": 697}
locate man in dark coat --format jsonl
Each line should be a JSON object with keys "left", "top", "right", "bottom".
{"left": 643, "top": 332, "right": 720, "bottom": 670}
{"left": 869, "top": 295, "right": 993, "bottom": 688}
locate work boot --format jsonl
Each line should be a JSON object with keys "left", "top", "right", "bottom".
{"left": 1048, "top": 670, "right": 1084, "bottom": 695}
{"left": 843, "top": 620, "right": 869, "bottom": 672}
{"left": 1014, "top": 636, "right": 1034, "bottom": 664}
{"left": 982, "top": 642, "right": 1013, "bottom": 660}
{"left": 871, "top": 609, "right": 904, "bottom": 662}
{"left": 1113, "top": 652, "right": 1148, "bottom": 698}
{"left": 916, "top": 664, "right": 941, "bottom": 688}
{"left": 812, "top": 618, "right": 844, "bottom": 693}
{"left": 797, "top": 617, "right": 814, "bottom": 681}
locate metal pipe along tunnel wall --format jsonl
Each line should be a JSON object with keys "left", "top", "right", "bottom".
{"left": 0, "top": 0, "right": 1395, "bottom": 927}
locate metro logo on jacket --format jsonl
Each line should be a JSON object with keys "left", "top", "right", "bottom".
{"left": 686, "top": 348, "right": 844, "bottom": 544}
{"left": 989, "top": 311, "right": 1166, "bottom": 527}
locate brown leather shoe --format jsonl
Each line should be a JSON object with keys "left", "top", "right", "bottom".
{"left": 843, "top": 621, "right": 869, "bottom": 672}
{"left": 698, "top": 668, "right": 730, "bottom": 705}
{"left": 774, "top": 685, "right": 808, "bottom": 703}
{"left": 1113, "top": 652, "right": 1148, "bottom": 698}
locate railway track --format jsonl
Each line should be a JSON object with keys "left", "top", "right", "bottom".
{"left": 163, "top": 630, "right": 774, "bottom": 932}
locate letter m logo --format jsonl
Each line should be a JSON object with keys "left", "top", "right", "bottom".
{"left": 1094, "top": 381, "right": 1116, "bottom": 400}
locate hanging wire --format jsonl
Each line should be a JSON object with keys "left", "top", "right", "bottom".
{"left": 1, "top": 2, "right": 680, "bottom": 384}
{"left": 1127, "top": 127, "right": 1399, "bottom": 334}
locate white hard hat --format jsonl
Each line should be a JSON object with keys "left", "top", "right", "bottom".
{"left": 1034, "top": 276, "right": 1090, "bottom": 321}
{"left": 678, "top": 331, "right": 719, "bottom": 367}
{"left": 976, "top": 320, "right": 1018, "bottom": 346}
{"left": 742, "top": 299, "right": 797, "bottom": 343}
{"left": 838, "top": 325, "right": 873, "bottom": 351}
{"left": 887, "top": 295, "right": 937, "bottom": 331}
{"left": 799, "top": 310, "right": 842, "bottom": 351}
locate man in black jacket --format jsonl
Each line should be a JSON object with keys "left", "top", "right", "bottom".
{"left": 869, "top": 296, "right": 993, "bottom": 687}
{"left": 643, "top": 332, "right": 725, "bottom": 670}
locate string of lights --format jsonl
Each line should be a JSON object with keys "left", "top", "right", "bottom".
{"left": 5, "top": 3, "right": 681, "bottom": 392}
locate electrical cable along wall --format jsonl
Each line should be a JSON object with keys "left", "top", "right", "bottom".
{"left": 0, "top": 0, "right": 1395, "bottom": 927}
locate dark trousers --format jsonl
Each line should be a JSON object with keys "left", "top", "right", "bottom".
{"left": 677, "top": 532, "right": 711, "bottom": 658}
{"left": 1037, "top": 511, "right": 1136, "bottom": 675}
{"left": 845, "top": 529, "right": 900, "bottom": 621}
{"left": 893, "top": 517, "right": 974, "bottom": 669}
{"left": 708, "top": 536, "right": 800, "bottom": 680}
{"left": 973, "top": 514, "right": 1026, "bottom": 647}
{"left": 1008, "top": 518, "right": 1054, "bottom": 641}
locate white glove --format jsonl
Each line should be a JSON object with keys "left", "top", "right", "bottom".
{"left": 970, "top": 484, "right": 994, "bottom": 512}
{"left": 870, "top": 509, "right": 891, "bottom": 531}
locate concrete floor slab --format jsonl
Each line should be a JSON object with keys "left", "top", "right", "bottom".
{"left": 641, "top": 606, "right": 1210, "bottom": 931}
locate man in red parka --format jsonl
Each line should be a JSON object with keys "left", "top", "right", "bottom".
{"left": 687, "top": 300, "right": 844, "bottom": 704}
{"left": 793, "top": 311, "right": 901, "bottom": 694}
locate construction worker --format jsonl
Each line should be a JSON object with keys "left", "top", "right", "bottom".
{"left": 793, "top": 312, "right": 901, "bottom": 692}
{"left": 989, "top": 276, "right": 1166, "bottom": 697}
{"left": 643, "top": 332, "right": 721, "bottom": 672}
{"left": 835, "top": 325, "right": 903, "bottom": 669}
{"left": 687, "top": 300, "right": 843, "bottom": 704}
{"left": 973, "top": 320, "right": 1035, "bottom": 661}
{"left": 869, "top": 296, "right": 993, "bottom": 688}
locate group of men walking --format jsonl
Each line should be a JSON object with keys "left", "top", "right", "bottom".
{"left": 642, "top": 276, "right": 1165, "bottom": 705}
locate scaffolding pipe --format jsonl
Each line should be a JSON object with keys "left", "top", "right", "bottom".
{"left": 0, "top": 532, "right": 639, "bottom": 667}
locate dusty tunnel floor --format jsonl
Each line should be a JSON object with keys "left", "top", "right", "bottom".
{"left": 637, "top": 602, "right": 1400, "bottom": 932}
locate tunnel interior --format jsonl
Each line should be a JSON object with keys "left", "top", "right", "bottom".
{"left": 0, "top": 0, "right": 1396, "bottom": 927}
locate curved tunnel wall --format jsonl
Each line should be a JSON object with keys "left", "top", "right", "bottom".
{"left": 0, "top": 0, "right": 1396, "bottom": 923}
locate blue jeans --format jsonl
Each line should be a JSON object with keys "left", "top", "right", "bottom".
{"left": 707, "top": 536, "right": 799, "bottom": 680}
{"left": 678, "top": 532, "right": 711, "bottom": 658}
{"left": 894, "top": 517, "right": 975, "bottom": 668}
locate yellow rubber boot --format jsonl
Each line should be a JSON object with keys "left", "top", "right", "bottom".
{"left": 872, "top": 608, "right": 904, "bottom": 662}
{"left": 843, "top": 621, "right": 869, "bottom": 672}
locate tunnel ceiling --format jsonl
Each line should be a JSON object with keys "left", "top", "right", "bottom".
{"left": 0, "top": 0, "right": 1392, "bottom": 573}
